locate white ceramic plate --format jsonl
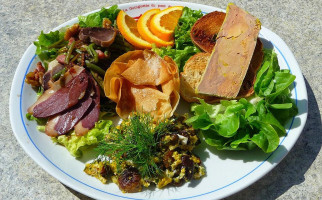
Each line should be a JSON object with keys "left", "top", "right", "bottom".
{"left": 10, "top": 1, "right": 308, "bottom": 200}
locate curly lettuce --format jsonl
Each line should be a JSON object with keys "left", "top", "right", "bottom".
{"left": 34, "top": 30, "right": 67, "bottom": 64}
{"left": 53, "top": 120, "right": 113, "bottom": 157}
{"left": 78, "top": 5, "right": 120, "bottom": 27}
{"left": 186, "top": 49, "right": 298, "bottom": 153}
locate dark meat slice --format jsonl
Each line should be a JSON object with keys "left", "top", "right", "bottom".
{"left": 74, "top": 77, "right": 100, "bottom": 136}
{"left": 28, "top": 65, "right": 85, "bottom": 114}
{"left": 79, "top": 27, "right": 117, "bottom": 47}
{"left": 54, "top": 95, "right": 93, "bottom": 135}
{"left": 33, "top": 71, "right": 89, "bottom": 118}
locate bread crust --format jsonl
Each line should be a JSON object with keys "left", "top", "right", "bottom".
{"left": 190, "top": 11, "right": 226, "bottom": 53}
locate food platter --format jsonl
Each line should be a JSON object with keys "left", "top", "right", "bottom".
{"left": 9, "top": 1, "right": 308, "bottom": 200}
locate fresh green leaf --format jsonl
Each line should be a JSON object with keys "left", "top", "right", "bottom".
{"left": 152, "top": 7, "right": 203, "bottom": 71}
{"left": 26, "top": 113, "right": 47, "bottom": 125}
{"left": 53, "top": 120, "right": 112, "bottom": 157}
{"left": 215, "top": 113, "right": 239, "bottom": 137}
{"left": 34, "top": 30, "right": 67, "bottom": 62}
{"left": 250, "top": 122, "right": 280, "bottom": 153}
{"left": 78, "top": 5, "right": 120, "bottom": 28}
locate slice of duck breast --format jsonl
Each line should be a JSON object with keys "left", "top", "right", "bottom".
{"left": 28, "top": 65, "right": 85, "bottom": 115}
{"left": 74, "top": 77, "right": 100, "bottom": 136}
{"left": 79, "top": 27, "right": 117, "bottom": 47}
{"left": 32, "top": 70, "right": 89, "bottom": 118}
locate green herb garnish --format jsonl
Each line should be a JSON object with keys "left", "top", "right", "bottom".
{"left": 95, "top": 113, "right": 172, "bottom": 178}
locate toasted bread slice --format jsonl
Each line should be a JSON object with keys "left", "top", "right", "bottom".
{"left": 180, "top": 53, "right": 217, "bottom": 103}
{"left": 191, "top": 11, "right": 226, "bottom": 53}
{"left": 180, "top": 39, "right": 263, "bottom": 103}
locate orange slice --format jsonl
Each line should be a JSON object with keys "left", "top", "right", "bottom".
{"left": 117, "top": 10, "right": 152, "bottom": 49}
{"left": 137, "top": 9, "right": 174, "bottom": 47}
{"left": 150, "top": 6, "right": 183, "bottom": 41}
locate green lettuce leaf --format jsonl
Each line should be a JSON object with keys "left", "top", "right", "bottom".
{"left": 34, "top": 30, "right": 67, "bottom": 63}
{"left": 78, "top": 5, "right": 120, "bottom": 28}
{"left": 53, "top": 120, "right": 112, "bottom": 157}
{"left": 152, "top": 7, "right": 202, "bottom": 71}
{"left": 26, "top": 113, "right": 47, "bottom": 125}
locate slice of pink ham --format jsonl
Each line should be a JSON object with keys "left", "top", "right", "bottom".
{"left": 74, "top": 77, "right": 100, "bottom": 136}
{"left": 32, "top": 71, "right": 89, "bottom": 118}
{"left": 28, "top": 65, "right": 85, "bottom": 114}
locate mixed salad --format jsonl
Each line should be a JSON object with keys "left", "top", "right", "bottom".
{"left": 25, "top": 3, "right": 298, "bottom": 193}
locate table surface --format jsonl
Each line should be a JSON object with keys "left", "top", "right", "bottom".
{"left": 1, "top": 0, "right": 321, "bottom": 199}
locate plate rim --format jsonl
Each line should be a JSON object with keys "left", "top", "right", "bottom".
{"left": 9, "top": 1, "right": 308, "bottom": 200}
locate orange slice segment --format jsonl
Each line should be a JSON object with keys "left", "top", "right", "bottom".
{"left": 150, "top": 6, "right": 183, "bottom": 41}
{"left": 117, "top": 10, "right": 152, "bottom": 49}
{"left": 137, "top": 9, "right": 174, "bottom": 47}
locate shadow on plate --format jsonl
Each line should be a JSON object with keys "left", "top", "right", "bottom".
{"left": 224, "top": 77, "right": 321, "bottom": 200}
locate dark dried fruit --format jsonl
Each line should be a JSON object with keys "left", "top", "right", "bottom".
{"left": 181, "top": 155, "right": 194, "bottom": 181}
{"left": 118, "top": 167, "right": 142, "bottom": 193}
{"left": 172, "top": 179, "right": 184, "bottom": 187}
{"left": 163, "top": 150, "right": 174, "bottom": 169}
{"left": 100, "top": 165, "right": 111, "bottom": 179}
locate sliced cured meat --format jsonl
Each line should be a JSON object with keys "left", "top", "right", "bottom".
{"left": 54, "top": 95, "right": 93, "bottom": 135}
{"left": 74, "top": 77, "right": 100, "bottom": 136}
{"left": 32, "top": 71, "right": 89, "bottom": 118}
{"left": 28, "top": 65, "right": 85, "bottom": 114}
{"left": 79, "top": 27, "right": 117, "bottom": 47}
{"left": 45, "top": 74, "right": 96, "bottom": 136}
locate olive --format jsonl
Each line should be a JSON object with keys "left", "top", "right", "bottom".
{"left": 118, "top": 167, "right": 142, "bottom": 193}
{"left": 181, "top": 155, "right": 194, "bottom": 181}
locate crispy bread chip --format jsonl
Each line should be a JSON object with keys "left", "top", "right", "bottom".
{"left": 104, "top": 50, "right": 180, "bottom": 120}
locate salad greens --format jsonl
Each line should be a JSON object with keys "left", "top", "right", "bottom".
{"left": 78, "top": 5, "right": 120, "bottom": 28}
{"left": 152, "top": 7, "right": 203, "bottom": 71}
{"left": 34, "top": 30, "right": 67, "bottom": 64}
{"left": 33, "top": 5, "right": 123, "bottom": 65}
{"left": 186, "top": 49, "right": 298, "bottom": 153}
{"left": 53, "top": 120, "right": 113, "bottom": 157}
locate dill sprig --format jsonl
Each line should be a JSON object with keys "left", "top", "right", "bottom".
{"left": 95, "top": 113, "right": 172, "bottom": 178}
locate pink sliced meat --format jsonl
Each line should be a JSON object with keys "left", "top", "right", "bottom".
{"left": 54, "top": 96, "right": 93, "bottom": 135}
{"left": 28, "top": 65, "right": 85, "bottom": 114}
{"left": 74, "top": 77, "right": 100, "bottom": 136}
{"left": 33, "top": 71, "right": 88, "bottom": 118}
